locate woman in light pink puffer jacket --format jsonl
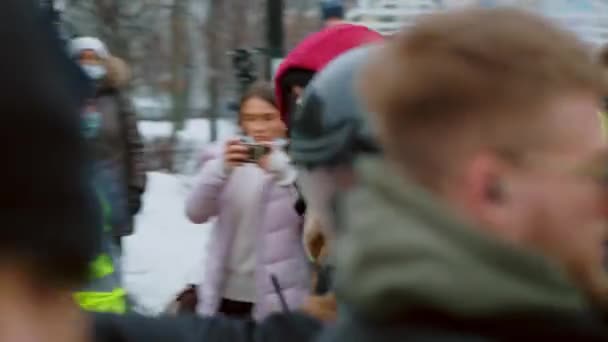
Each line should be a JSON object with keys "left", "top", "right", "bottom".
{"left": 186, "top": 82, "right": 309, "bottom": 320}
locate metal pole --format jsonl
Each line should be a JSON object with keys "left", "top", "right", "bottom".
{"left": 266, "top": 0, "right": 285, "bottom": 80}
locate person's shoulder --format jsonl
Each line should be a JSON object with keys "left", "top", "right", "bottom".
{"left": 322, "top": 310, "right": 608, "bottom": 342}
{"left": 254, "top": 312, "right": 324, "bottom": 342}
{"left": 93, "top": 312, "right": 323, "bottom": 342}
{"left": 94, "top": 313, "right": 251, "bottom": 342}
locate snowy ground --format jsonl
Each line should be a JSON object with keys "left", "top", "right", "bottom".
{"left": 123, "top": 172, "right": 210, "bottom": 315}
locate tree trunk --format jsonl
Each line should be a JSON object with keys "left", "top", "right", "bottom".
{"left": 205, "top": 0, "right": 224, "bottom": 142}
{"left": 94, "top": 0, "right": 129, "bottom": 60}
{"left": 169, "top": 0, "right": 191, "bottom": 171}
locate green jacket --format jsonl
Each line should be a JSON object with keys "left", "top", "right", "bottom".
{"left": 335, "top": 157, "right": 588, "bottom": 320}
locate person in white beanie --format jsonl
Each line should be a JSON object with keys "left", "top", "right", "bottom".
{"left": 70, "top": 36, "right": 147, "bottom": 253}
{"left": 70, "top": 37, "right": 110, "bottom": 79}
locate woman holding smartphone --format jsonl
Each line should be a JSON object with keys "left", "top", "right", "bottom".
{"left": 186, "top": 82, "right": 309, "bottom": 320}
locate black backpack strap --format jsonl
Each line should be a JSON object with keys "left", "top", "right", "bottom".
{"left": 293, "top": 182, "right": 307, "bottom": 216}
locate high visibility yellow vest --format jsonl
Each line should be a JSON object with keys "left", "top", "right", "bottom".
{"left": 74, "top": 190, "right": 127, "bottom": 314}
{"left": 74, "top": 253, "right": 127, "bottom": 314}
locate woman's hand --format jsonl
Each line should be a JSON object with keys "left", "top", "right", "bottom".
{"left": 224, "top": 139, "right": 249, "bottom": 171}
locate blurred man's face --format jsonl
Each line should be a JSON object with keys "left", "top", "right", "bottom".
{"left": 465, "top": 92, "right": 608, "bottom": 299}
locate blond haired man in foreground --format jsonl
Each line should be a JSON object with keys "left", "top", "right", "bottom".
{"left": 322, "top": 8, "right": 608, "bottom": 341}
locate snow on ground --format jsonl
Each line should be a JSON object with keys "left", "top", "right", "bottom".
{"left": 123, "top": 172, "right": 210, "bottom": 316}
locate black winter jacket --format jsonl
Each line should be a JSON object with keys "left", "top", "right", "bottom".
{"left": 88, "top": 57, "right": 146, "bottom": 239}
{"left": 319, "top": 310, "right": 608, "bottom": 342}
{"left": 94, "top": 312, "right": 323, "bottom": 342}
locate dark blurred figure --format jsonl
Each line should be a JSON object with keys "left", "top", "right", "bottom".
{"left": 70, "top": 37, "right": 146, "bottom": 251}
{"left": 0, "top": 1, "right": 101, "bottom": 341}
{"left": 321, "top": 8, "right": 608, "bottom": 341}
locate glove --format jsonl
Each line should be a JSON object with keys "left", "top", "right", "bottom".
{"left": 128, "top": 186, "right": 143, "bottom": 215}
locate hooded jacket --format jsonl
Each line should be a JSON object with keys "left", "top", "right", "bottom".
{"left": 322, "top": 156, "right": 608, "bottom": 341}
{"left": 87, "top": 56, "right": 146, "bottom": 240}
{"left": 274, "top": 24, "right": 383, "bottom": 125}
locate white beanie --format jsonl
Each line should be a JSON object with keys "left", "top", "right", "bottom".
{"left": 69, "top": 37, "right": 110, "bottom": 59}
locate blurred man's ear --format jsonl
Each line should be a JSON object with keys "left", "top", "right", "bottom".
{"left": 485, "top": 177, "right": 505, "bottom": 204}
{"left": 457, "top": 153, "right": 514, "bottom": 233}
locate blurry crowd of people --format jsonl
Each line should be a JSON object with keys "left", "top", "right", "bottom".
{"left": 2, "top": 0, "right": 608, "bottom": 341}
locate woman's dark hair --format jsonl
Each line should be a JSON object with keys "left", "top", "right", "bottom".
{"left": 239, "top": 81, "right": 277, "bottom": 112}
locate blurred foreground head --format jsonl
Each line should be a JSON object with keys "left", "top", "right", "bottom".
{"left": 291, "top": 45, "right": 382, "bottom": 261}
{"left": 361, "top": 7, "right": 608, "bottom": 301}
{"left": 0, "top": 1, "right": 100, "bottom": 339}
{"left": 274, "top": 23, "right": 383, "bottom": 126}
